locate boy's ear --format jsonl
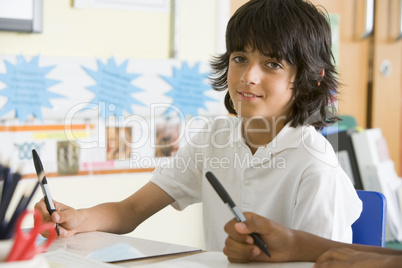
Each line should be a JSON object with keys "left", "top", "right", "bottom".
{"left": 319, "top": 69, "right": 325, "bottom": 77}
{"left": 317, "top": 69, "right": 325, "bottom": 86}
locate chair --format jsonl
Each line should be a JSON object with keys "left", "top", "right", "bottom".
{"left": 352, "top": 190, "right": 387, "bottom": 247}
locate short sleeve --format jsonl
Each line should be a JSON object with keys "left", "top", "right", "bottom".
{"left": 291, "top": 167, "right": 362, "bottom": 242}
{"left": 150, "top": 140, "right": 204, "bottom": 211}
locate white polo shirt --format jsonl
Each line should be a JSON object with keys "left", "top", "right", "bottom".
{"left": 150, "top": 116, "right": 362, "bottom": 251}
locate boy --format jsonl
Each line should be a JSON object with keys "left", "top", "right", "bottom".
{"left": 36, "top": 0, "right": 361, "bottom": 252}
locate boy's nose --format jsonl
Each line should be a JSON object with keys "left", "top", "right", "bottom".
{"left": 241, "top": 64, "right": 261, "bottom": 85}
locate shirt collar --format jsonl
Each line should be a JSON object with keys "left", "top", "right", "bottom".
{"left": 267, "top": 122, "right": 304, "bottom": 154}
{"left": 227, "top": 117, "right": 316, "bottom": 154}
{"left": 227, "top": 116, "right": 243, "bottom": 144}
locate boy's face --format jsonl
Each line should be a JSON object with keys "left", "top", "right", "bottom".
{"left": 227, "top": 48, "right": 297, "bottom": 122}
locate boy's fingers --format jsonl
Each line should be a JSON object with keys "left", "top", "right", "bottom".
{"left": 237, "top": 212, "right": 271, "bottom": 235}
{"left": 241, "top": 212, "right": 285, "bottom": 239}
{"left": 34, "top": 199, "right": 52, "bottom": 222}
{"left": 52, "top": 208, "right": 75, "bottom": 225}
{"left": 224, "top": 237, "right": 260, "bottom": 262}
{"left": 57, "top": 226, "right": 75, "bottom": 237}
{"left": 224, "top": 219, "right": 253, "bottom": 244}
{"left": 234, "top": 222, "right": 250, "bottom": 234}
{"left": 52, "top": 212, "right": 61, "bottom": 223}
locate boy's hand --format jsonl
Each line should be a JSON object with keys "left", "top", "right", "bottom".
{"left": 34, "top": 198, "right": 81, "bottom": 237}
{"left": 223, "top": 212, "right": 294, "bottom": 263}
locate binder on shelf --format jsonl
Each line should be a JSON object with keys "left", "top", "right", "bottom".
{"left": 351, "top": 129, "right": 402, "bottom": 242}
{"left": 325, "top": 129, "right": 363, "bottom": 190}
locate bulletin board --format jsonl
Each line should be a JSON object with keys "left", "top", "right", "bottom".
{"left": 0, "top": 54, "right": 226, "bottom": 177}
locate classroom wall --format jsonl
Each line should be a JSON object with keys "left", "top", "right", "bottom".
{"left": 0, "top": 0, "right": 230, "bottom": 250}
{"left": 0, "top": 0, "right": 221, "bottom": 60}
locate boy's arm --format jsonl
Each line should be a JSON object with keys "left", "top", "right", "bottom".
{"left": 35, "top": 182, "right": 174, "bottom": 237}
{"left": 223, "top": 212, "right": 402, "bottom": 263}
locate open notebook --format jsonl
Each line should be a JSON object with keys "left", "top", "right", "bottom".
{"left": 41, "top": 231, "right": 201, "bottom": 263}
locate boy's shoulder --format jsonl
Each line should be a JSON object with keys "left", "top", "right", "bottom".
{"left": 298, "top": 125, "right": 339, "bottom": 168}
{"left": 271, "top": 124, "right": 337, "bottom": 164}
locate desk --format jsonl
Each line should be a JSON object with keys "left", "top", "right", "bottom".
{"left": 119, "top": 252, "right": 315, "bottom": 268}
{"left": 43, "top": 232, "right": 314, "bottom": 268}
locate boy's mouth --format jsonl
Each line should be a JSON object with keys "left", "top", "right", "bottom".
{"left": 238, "top": 91, "right": 261, "bottom": 98}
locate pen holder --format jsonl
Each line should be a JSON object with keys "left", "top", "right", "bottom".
{"left": 0, "top": 239, "right": 49, "bottom": 268}
{"left": 0, "top": 239, "right": 13, "bottom": 262}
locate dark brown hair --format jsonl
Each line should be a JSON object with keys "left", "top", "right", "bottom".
{"left": 209, "top": 0, "right": 339, "bottom": 129}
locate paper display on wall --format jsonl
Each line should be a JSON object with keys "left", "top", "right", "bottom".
{"left": 0, "top": 54, "right": 226, "bottom": 175}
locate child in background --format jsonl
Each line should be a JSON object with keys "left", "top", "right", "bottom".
{"left": 35, "top": 0, "right": 362, "bottom": 253}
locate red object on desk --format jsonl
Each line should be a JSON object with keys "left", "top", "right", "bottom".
{"left": 5, "top": 209, "right": 56, "bottom": 262}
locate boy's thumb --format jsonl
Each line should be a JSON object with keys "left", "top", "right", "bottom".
{"left": 237, "top": 213, "right": 271, "bottom": 236}
{"left": 234, "top": 222, "right": 251, "bottom": 234}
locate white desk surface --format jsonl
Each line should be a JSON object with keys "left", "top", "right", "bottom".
{"left": 119, "top": 251, "right": 315, "bottom": 268}
{"left": 43, "top": 232, "right": 314, "bottom": 268}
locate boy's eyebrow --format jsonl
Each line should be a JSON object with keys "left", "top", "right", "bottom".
{"left": 231, "top": 49, "right": 248, "bottom": 53}
{"left": 232, "top": 49, "right": 276, "bottom": 57}
{"left": 243, "top": 52, "right": 281, "bottom": 61}
{"left": 231, "top": 48, "right": 285, "bottom": 62}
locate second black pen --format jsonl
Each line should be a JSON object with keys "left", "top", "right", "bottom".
{"left": 205, "top": 171, "right": 271, "bottom": 257}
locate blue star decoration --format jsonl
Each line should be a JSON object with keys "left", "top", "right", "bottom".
{"left": 82, "top": 57, "right": 144, "bottom": 120}
{"left": 0, "top": 55, "right": 63, "bottom": 122}
{"left": 161, "top": 61, "right": 217, "bottom": 118}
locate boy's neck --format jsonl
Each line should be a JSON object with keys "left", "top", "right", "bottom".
{"left": 242, "top": 117, "right": 286, "bottom": 154}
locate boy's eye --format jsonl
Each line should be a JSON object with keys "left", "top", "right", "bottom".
{"left": 232, "top": 56, "right": 247, "bottom": 63}
{"left": 267, "top": 62, "right": 282, "bottom": 69}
